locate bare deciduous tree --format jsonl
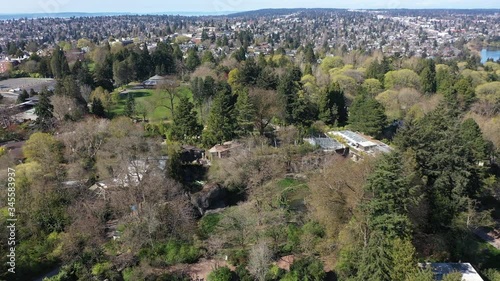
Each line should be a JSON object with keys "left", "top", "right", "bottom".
{"left": 248, "top": 239, "right": 273, "bottom": 281}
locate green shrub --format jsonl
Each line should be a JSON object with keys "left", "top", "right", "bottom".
{"left": 139, "top": 240, "right": 200, "bottom": 266}
{"left": 207, "top": 266, "right": 234, "bottom": 281}
{"left": 199, "top": 213, "right": 221, "bottom": 238}
{"left": 91, "top": 262, "right": 111, "bottom": 276}
{"left": 228, "top": 249, "right": 248, "bottom": 266}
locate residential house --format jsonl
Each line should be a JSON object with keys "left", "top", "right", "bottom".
{"left": 181, "top": 145, "right": 205, "bottom": 163}
{"left": 304, "top": 135, "right": 347, "bottom": 154}
{"left": 208, "top": 141, "right": 241, "bottom": 159}
{"left": 330, "top": 130, "right": 393, "bottom": 155}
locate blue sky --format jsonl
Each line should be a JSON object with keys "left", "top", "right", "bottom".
{"left": 3, "top": 0, "right": 499, "bottom": 14}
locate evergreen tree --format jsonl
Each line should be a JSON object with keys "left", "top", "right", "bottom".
{"left": 137, "top": 46, "right": 152, "bottom": 80}
{"left": 91, "top": 98, "right": 106, "bottom": 118}
{"left": 390, "top": 238, "right": 418, "bottom": 281}
{"left": 124, "top": 93, "right": 135, "bottom": 117}
{"left": 233, "top": 47, "right": 247, "bottom": 62}
{"left": 50, "top": 47, "right": 70, "bottom": 79}
{"left": 240, "top": 58, "right": 261, "bottom": 86}
{"left": 420, "top": 59, "right": 437, "bottom": 94}
{"left": 364, "top": 152, "right": 414, "bottom": 239}
{"left": 395, "top": 107, "right": 483, "bottom": 231}
{"left": 460, "top": 118, "right": 489, "bottom": 160}
{"left": 349, "top": 95, "right": 387, "bottom": 139}
{"left": 202, "top": 85, "right": 237, "bottom": 147}
{"left": 446, "top": 76, "right": 475, "bottom": 110}
{"left": 17, "top": 89, "right": 29, "bottom": 104}
{"left": 304, "top": 43, "right": 316, "bottom": 64}
{"left": 170, "top": 96, "right": 203, "bottom": 142}
{"left": 234, "top": 88, "right": 255, "bottom": 136}
{"left": 318, "top": 83, "right": 347, "bottom": 126}
{"left": 277, "top": 67, "right": 302, "bottom": 124}
{"left": 357, "top": 231, "right": 392, "bottom": 281}
{"left": 35, "top": 90, "right": 54, "bottom": 131}
{"left": 186, "top": 48, "right": 201, "bottom": 71}
{"left": 202, "top": 50, "right": 216, "bottom": 64}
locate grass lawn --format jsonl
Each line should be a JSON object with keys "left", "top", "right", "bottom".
{"left": 109, "top": 85, "right": 193, "bottom": 122}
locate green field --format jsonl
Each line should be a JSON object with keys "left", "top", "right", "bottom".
{"left": 109, "top": 85, "right": 194, "bottom": 122}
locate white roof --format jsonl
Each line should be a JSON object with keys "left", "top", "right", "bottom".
{"left": 423, "top": 263, "right": 484, "bottom": 281}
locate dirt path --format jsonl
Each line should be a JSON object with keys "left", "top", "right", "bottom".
{"left": 168, "top": 259, "right": 229, "bottom": 280}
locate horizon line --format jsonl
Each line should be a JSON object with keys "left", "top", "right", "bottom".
{"left": 0, "top": 7, "right": 499, "bottom": 17}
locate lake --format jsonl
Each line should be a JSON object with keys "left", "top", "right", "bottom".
{"left": 481, "top": 48, "right": 500, "bottom": 64}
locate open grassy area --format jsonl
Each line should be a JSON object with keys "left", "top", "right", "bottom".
{"left": 109, "top": 85, "right": 193, "bottom": 122}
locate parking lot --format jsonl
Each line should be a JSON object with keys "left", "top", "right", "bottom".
{"left": 0, "top": 78, "right": 56, "bottom": 98}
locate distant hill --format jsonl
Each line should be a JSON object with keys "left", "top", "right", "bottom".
{"left": 0, "top": 11, "right": 236, "bottom": 20}
{"left": 227, "top": 8, "right": 347, "bottom": 17}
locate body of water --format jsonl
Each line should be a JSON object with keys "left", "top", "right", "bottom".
{"left": 481, "top": 48, "right": 500, "bottom": 64}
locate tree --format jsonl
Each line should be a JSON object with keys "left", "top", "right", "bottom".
{"left": 233, "top": 47, "right": 247, "bottom": 62}
{"left": 91, "top": 98, "right": 106, "bottom": 118}
{"left": 460, "top": 118, "right": 489, "bottom": 160}
{"left": 304, "top": 43, "right": 316, "bottom": 64}
{"left": 390, "top": 238, "right": 418, "bottom": 281}
{"left": 248, "top": 240, "right": 273, "bottom": 281}
{"left": 35, "top": 90, "right": 54, "bottom": 131}
{"left": 50, "top": 47, "right": 70, "bottom": 79}
{"left": 202, "top": 50, "right": 216, "bottom": 64}
{"left": 363, "top": 152, "right": 415, "bottom": 238}
{"left": 186, "top": 48, "right": 201, "bottom": 71}
{"left": 202, "top": 85, "right": 237, "bottom": 146}
{"left": 124, "top": 93, "right": 135, "bottom": 117}
{"left": 356, "top": 231, "right": 392, "bottom": 281}
{"left": 277, "top": 67, "right": 301, "bottom": 124}
{"left": 318, "top": 83, "right": 347, "bottom": 126}
{"left": 51, "top": 95, "right": 84, "bottom": 122}
{"left": 207, "top": 267, "right": 233, "bottom": 281}
{"left": 235, "top": 88, "right": 255, "bottom": 136}
{"left": 170, "top": 96, "right": 203, "bottom": 142}
{"left": 17, "top": 89, "right": 29, "bottom": 104}
{"left": 384, "top": 69, "right": 421, "bottom": 90}
{"left": 394, "top": 107, "right": 483, "bottom": 231}
{"left": 249, "top": 88, "right": 283, "bottom": 136}
{"left": 349, "top": 95, "right": 387, "bottom": 138}
{"left": 420, "top": 59, "right": 437, "bottom": 94}
{"left": 281, "top": 257, "right": 326, "bottom": 281}
{"left": 113, "top": 60, "right": 132, "bottom": 87}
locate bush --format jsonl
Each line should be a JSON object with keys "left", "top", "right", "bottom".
{"left": 91, "top": 262, "right": 112, "bottom": 276}
{"left": 199, "top": 213, "right": 221, "bottom": 239}
{"left": 282, "top": 257, "right": 326, "bottom": 281}
{"left": 207, "top": 266, "right": 234, "bottom": 281}
{"left": 139, "top": 240, "right": 200, "bottom": 266}
{"left": 228, "top": 249, "right": 248, "bottom": 266}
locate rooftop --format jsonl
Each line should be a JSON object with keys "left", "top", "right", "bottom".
{"left": 422, "top": 263, "right": 484, "bottom": 281}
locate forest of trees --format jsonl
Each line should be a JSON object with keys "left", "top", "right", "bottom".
{"left": 0, "top": 31, "right": 499, "bottom": 281}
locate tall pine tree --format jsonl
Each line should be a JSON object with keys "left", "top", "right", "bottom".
{"left": 170, "top": 96, "right": 203, "bottom": 142}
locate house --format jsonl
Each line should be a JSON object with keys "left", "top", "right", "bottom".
{"left": 420, "top": 263, "right": 484, "bottom": 281}
{"left": 208, "top": 141, "right": 241, "bottom": 159}
{"left": 304, "top": 135, "right": 346, "bottom": 154}
{"left": 330, "top": 130, "right": 393, "bottom": 155}
{"left": 142, "top": 75, "right": 177, "bottom": 89}
{"left": 180, "top": 145, "right": 205, "bottom": 163}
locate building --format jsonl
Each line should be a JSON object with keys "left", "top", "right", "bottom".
{"left": 208, "top": 141, "right": 241, "bottom": 159}
{"left": 181, "top": 145, "right": 205, "bottom": 163}
{"left": 420, "top": 263, "right": 484, "bottom": 281}
{"left": 142, "top": 75, "right": 177, "bottom": 89}
{"left": 330, "top": 130, "right": 393, "bottom": 155}
{"left": 304, "top": 135, "right": 346, "bottom": 154}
